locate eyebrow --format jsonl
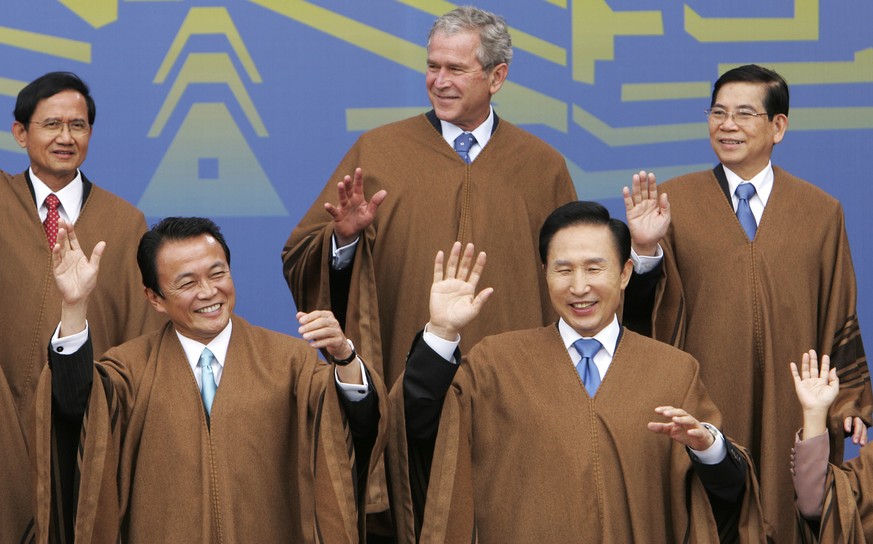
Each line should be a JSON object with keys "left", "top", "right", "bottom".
{"left": 713, "top": 101, "right": 761, "bottom": 110}
{"left": 552, "top": 257, "right": 607, "bottom": 267}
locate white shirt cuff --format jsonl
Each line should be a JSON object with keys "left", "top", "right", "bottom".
{"left": 330, "top": 234, "right": 359, "bottom": 270}
{"left": 423, "top": 325, "right": 460, "bottom": 364}
{"left": 335, "top": 358, "right": 370, "bottom": 401}
{"left": 690, "top": 423, "right": 727, "bottom": 465}
{"left": 630, "top": 244, "right": 663, "bottom": 274}
{"left": 50, "top": 321, "right": 89, "bottom": 354}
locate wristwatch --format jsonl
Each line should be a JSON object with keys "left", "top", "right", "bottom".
{"left": 331, "top": 339, "right": 357, "bottom": 366}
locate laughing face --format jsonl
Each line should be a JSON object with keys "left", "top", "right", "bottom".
{"left": 709, "top": 82, "right": 787, "bottom": 180}
{"left": 12, "top": 89, "right": 91, "bottom": 192}
{"left": 545, "top": 223, "right": 632, "bottom": 338}
{"left": 147, "top": 234, "right": 235, "bottom": 344}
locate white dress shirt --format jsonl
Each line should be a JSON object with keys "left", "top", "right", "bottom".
{"left": 30, "top": 167, "right": 84, "bottom": 225}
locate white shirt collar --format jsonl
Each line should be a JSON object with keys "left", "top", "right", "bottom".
{"left": 723, "top": 161, "right": 773, "bottom": 208}
{"left": 439, "top": 106, "right": 494, "bottom": 152}
{"left": 30, "top": 168, "right": 85, "bottom": 224}
{"left": 176, "top": 318, "right": 233, "bottom": 372}
{"left": 558, "top": 315, "right": 620, "bottom": 357}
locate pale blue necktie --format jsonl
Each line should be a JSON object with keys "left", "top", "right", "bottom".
{"left": 198, "top": 348, "right": 217, "bottom": 417}
{"left": 453, "top": 132, "right": 476, "bottom": 164}
{"left": 735, "top": 183, "right": 757, "bottom": 240}
{"left": 573, "top": 338, "right": 602, "bottom": 396}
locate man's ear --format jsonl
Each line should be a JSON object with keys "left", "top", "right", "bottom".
{"left": 488, "top": 63, "right": 508, "bottom": 95}
{"left": 145, "top": 287, "right": 166, "bottom": 313}
{"left": 11, "top": 122, "right": 28, "bottom": 149}
{"left": 619, "top": 259, "right": 633, "bottom": 290}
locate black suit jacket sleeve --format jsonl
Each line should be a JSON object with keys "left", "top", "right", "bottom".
{"left": 336, "top": 365, "right": 380, "bottom": 441}
{"left": 688, "top": 438, "right": 748, "bottom": 502}
{"left": 49, "top": 333, "right": 94, "bottom": 420}
{"left": 404, "top": 331, "right": 461, "bottom": 441}
{"left": 688, "top": 437, "right": 749, "bottom": 544}
{"left": 47, "top": 334, "right": 94, "bottom": 544}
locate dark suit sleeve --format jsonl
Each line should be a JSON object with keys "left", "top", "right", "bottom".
{"left": 688, "top": 438, "right": 748, "bottom": 502}
{"left": 688, "top": 438, "right": 749, "bottom": 544}
{"left": 622, "top": 264, "right": 662, "bottom": 337}
{"left": 49, "top": 334, "right": 94, "bottom": 420}
{"left": 47, "top": 334, "right": 94, "bottom": 544}
{"left": 329, "top": 262, "right": 353, "bottom": 331}
{"left": 336, "top": 365, "right": 379, "bottom": 440}
{"left": 404, "top": 331, "right": 461, "bottom": 441}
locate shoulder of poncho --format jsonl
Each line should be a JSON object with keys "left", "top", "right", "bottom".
{"left": 231, "top": 316, "right": 312, "bottom": 355}
{"left": 772, "top": 166, "right": 841, "bottom": 209}
{"left": 619, "top": 329, "right": 698, "bottom": 366}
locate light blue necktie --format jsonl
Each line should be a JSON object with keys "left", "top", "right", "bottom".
{"left": 453, "top": 132, "right": 476, "bottom": 164}
{"left": 735, "top": 183, "right": 757, "bottom": 240}
{"left": 573, "top": 338, "right": 602, "bottom": 396}
{"left": 198, "top": 348, "right": 217, "bottom": 417}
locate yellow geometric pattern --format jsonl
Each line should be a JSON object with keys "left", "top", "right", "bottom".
{"left": 571, "top": 0, "right": 663, "bottom": 84}
{"left": 149, "top": 52, "right": 267, "bottom": 138}
{"left": 59, "top": 0, "right": 118, "bottom": 29}
{"left": 0, "top": 25, "right": 90, "bottom": 62}
{"left": 720, "top": 48, "right": 873, "bottom": 85}
{"left": 154, "top": 7, "right": 261, "bottom": 84}
{"left": 685, "top": 0, "right": 819, "bottom": 42}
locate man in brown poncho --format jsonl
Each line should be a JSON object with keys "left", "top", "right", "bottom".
{"left": 34, "top": 217, "right": 387, "bottom": 542}
{"left": 0, "top": 71, "right": 162, "bottom": 543}
{"left": 622, "top": 64, "right": 872, "bottom": 541}
{"left": 390, "top": 202, "right": 768, "bottom": 543}
{"left": 282, "top": 8, "right": 575, "bottom": 535}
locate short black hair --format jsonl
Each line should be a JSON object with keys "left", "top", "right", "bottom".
{"left": 711, "top": 64, "right": 789, "bottom": 119}
{"left": 539, "top": 201, "right": 631, "bottom": 265}
{"left": 14, "top": 71, "right": 96, "bottom": 126}
{"left": 137, "top": 217, "right": 231, "bottom": 297}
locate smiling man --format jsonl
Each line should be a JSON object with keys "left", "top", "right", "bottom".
{"left": 282, "top": 7, "right": 575, "bottom": 537}
{"left": 0, "top": 71, "right": 162, "bottom": 543}
{"left": 37, "top": 217, "right": 386, "bottom": 542}
{"left": 390, "top": 201, "right": 767, "bottom": 542}
{"left": 622, "top": 64, "right": 872, "bottom": 541}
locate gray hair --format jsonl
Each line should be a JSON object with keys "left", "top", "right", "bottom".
{"left": 427, "top": 6, "right": 513, "bottom": 71}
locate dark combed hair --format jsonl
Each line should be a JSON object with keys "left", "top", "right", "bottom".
{"left": 137, "top": 217, "right": 231, "bottom": 296}
{"left": 711, "top": 64, "right": 789, "bottom": 119}
{"left": 14, "top": 71, "right": 96, "bottom": 126}
{"left": 538, "top": 201, "right": 631, "bottom": 265}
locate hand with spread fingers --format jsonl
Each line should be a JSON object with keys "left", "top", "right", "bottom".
{"left": 324, "top": 167, "right": 388, "bottom": 247}
{"left": 427, "top": 241, "right": 493, "bottom": 341}
{"left": 52, "top": 219, "right": 105, "bottom": 336}
{"left": 790, "top": 350, "right": 840, "bottom": 441}
{"left": 623, "top": 170, "right": 670, "bottom": 257}
{"left": 647, "top": 405, "right": 715, "bottom": 451}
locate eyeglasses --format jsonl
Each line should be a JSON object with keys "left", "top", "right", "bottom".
{"left": 29, "top": 119, "right": 91, "bottom": 134}
{"left": 705, "top": 108, "right": 769, "bottom": 126}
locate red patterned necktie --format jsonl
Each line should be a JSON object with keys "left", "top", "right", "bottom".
{"left": 43, "top": 193, "right": 61, "bottom": 248}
